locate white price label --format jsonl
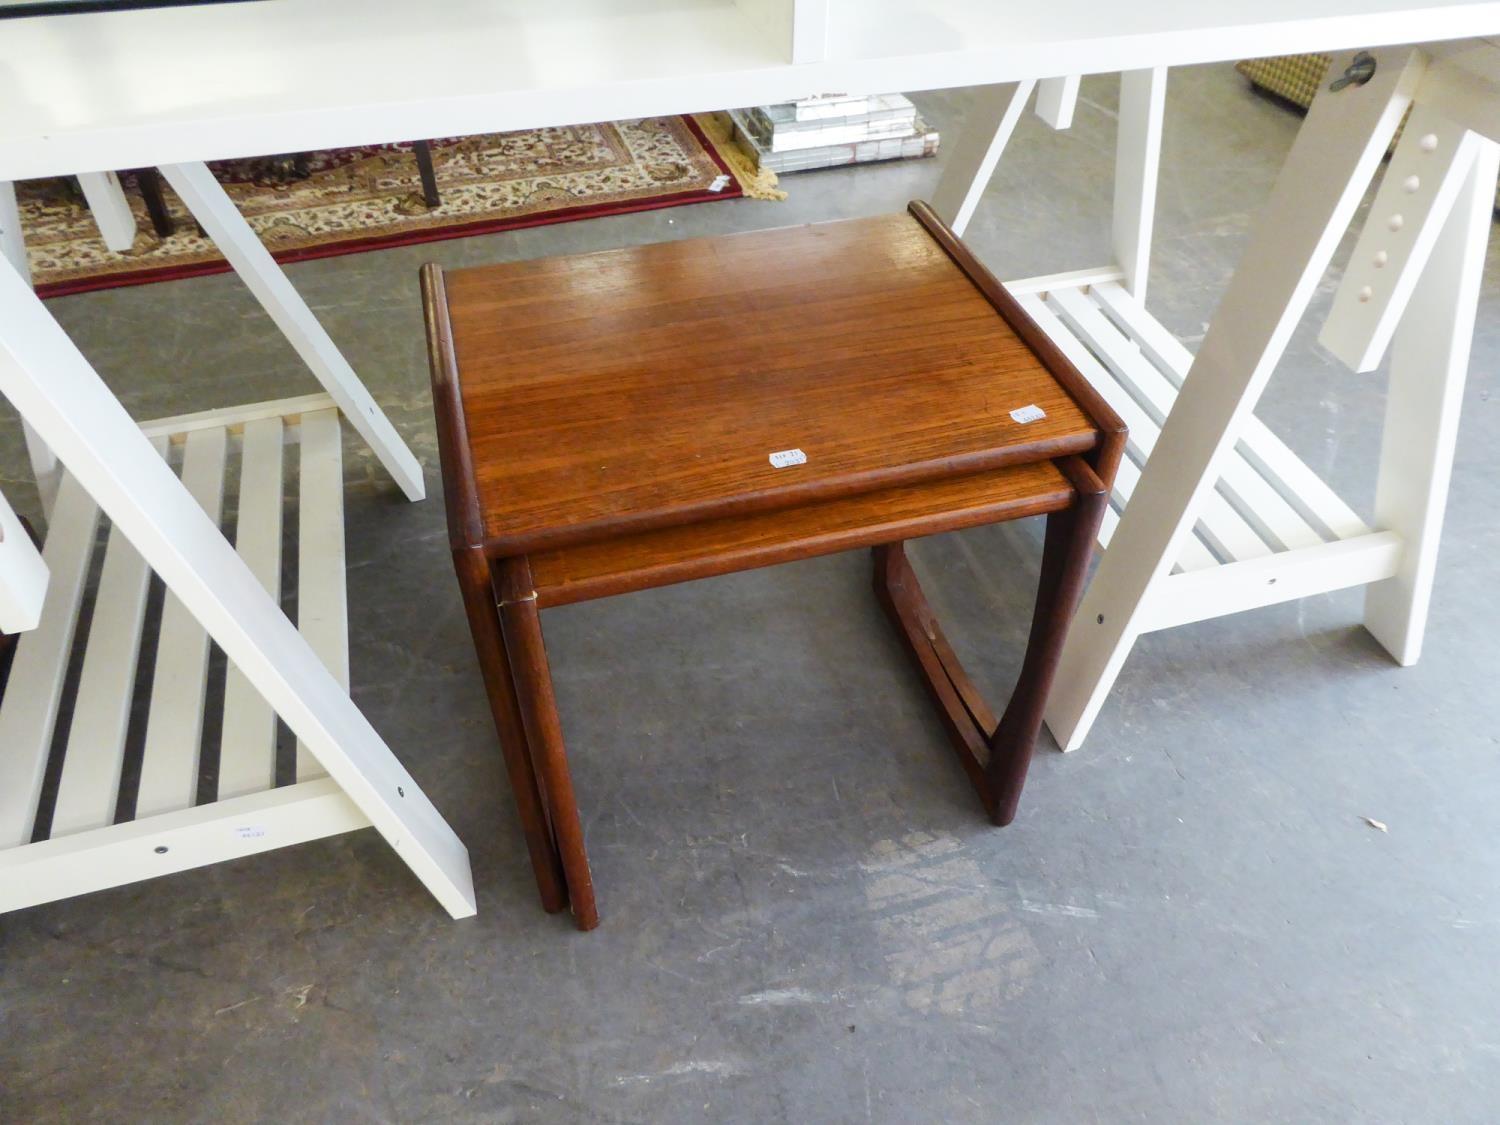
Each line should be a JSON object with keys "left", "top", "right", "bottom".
{"left": 234, "top": 825, "right": 267, "bottom": 840}
{"left": 769, "top": 448, "right": 807, "bottom": 469}
{"left": 1009, "top": 404, "right": 1046, "bottom": 424}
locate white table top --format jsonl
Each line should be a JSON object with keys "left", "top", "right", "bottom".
{"left": 2, "top": 0, "right": 1499, "bottom": 180}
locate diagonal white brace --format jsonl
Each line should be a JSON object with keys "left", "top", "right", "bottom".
{"left": 930, "top": 80, "right": 1038, "bottom": 237}
{"left": 158, "top": 162, "right": 426, "bottom": 501}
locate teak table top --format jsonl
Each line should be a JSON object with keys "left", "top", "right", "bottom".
{"left": 425, "top": 202, "right": 1110, "bottom": 555}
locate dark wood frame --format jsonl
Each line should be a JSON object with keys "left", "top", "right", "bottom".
{"left": 424, "top": 202, "right": 1123, "bottom": 929}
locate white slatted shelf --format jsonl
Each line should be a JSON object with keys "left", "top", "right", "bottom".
{"left": 0, "top": 394, "right": 369, "bottom": 914}
{"left": 1090, "top": 281, "right": 1372, "bottom": 541}
{"left": 1016, "top": 277, "right": 1400, "bottom": 630}
{"left": 1018, "top": 292, "right": 1220, "bottom": 573}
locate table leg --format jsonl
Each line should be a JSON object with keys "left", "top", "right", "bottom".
{"left": 412, "top": 141, "right": 441, "bottom": 210}
{"left": 986, "top": 459, "right": 1108, "bottom": 825}
{"left": 496, "top": 556, "right": 599, "bottom": 931}
{"left": 135, "top": 168, "right": 176, "bottom": 238}
{"left": 873, "top": 542, "right": 998, "bottom": 812}
{"left": 454, "top": 547, "right": 567, "bottom": 913}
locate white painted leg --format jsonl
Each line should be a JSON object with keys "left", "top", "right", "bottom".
{"left": 0, "top": 180, "right": 60, "bottom": 518}
{"left": 18, "top": 423, "right": 59, "bottom": 521}
{"left": 0, "top": 481, "right": 47, "bottom": 634}
{"left": 0, "top": 257, "right": 474, "bottom": 917}
{"left": 929, "top": 80, "right": 1037, "bottom": 237}
{"left": 1113, "top": 68, "right": 1167, "bottom": 302}
{"left": 157, "top": 162, "right": 426, "bottom": 501}
{"left": 0, "top": 181, "right": 27, "bottom": 279}
{"left": 1043, "top": 47, "right": 1426, "bottom": 752}
{"left": 77, "top": 171, "right": 138, "bottom": 253}
{"left": 1035, "top": 75, "right": 1082, "bottom": 129}
{"left": 1363, "top": 137, "right": 1499, "bottom": 664}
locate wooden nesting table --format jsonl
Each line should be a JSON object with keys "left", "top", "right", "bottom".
{"left": 423, "top": 202, "right": 1124, "bottom": 929}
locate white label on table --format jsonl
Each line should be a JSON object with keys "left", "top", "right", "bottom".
{"left": 769, "top": 448, "right": 807, "bottom": 468}
{"left": 1009, "top": 404, "right": 1047, "bottom": 424}
{"left": 234, "top": 825, "right": 268, "bottom": 840}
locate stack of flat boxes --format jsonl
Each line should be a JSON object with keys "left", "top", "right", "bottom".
{"left": 730, "top": 94, "right": 939, "bottom": 173}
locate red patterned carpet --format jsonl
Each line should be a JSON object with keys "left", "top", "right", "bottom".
{"left": 23, "top": 115, "right": 754, "bottom": 297}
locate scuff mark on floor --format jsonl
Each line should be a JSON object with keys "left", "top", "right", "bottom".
{"left": 736, "top": 987, "right": 843, "bottom": 1007}
{"left": 860, "top": 831, "right": 1042, "bottom": 1016}
{"left": 613, "top": 1059, "right": 745, "bottom": 1085}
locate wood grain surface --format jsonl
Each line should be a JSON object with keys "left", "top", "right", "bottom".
{"left": 528, "top": 459, "right": 1072, "bottom": 607}
{"left": 436, "top": 211, "right": 1098, "bottom": 553}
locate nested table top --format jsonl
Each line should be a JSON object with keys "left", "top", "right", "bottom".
{"left": 426, "top": 205, "right": 1106, "bottom": 554}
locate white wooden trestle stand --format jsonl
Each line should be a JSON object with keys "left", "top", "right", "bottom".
{"left": 0, "top": 166, "right": 475, "bottom": 917}
{"left": 932, "top": 43, "right": 1500, "bottom": 751}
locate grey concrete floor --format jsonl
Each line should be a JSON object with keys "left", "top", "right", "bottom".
{"left": 4, "top": 64, "right": 1500, "bottom": 1122}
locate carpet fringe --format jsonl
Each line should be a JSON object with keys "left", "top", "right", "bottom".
{"left": 696, "top": 112, "right": 787, "bottom": 202}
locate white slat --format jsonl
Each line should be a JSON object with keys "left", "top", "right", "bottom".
{"left": 296, "top": 409, "right": 347, "bottom": 782}
{"left": 49, "top": 437, "right": 167, "bottom": 837}
{"left": 1026, "top": 292, "right": 1248, "bottom": 573}
{"left": 1050, "top": 286, "right": 1273, "bottom": 563}
{"left": 0, "top": 474, "right": 100, "bottom": 849}
{"left": 1018, "top": 293, "right": 1218, "bottom": 572}
{"left": 135, "top": 427, "right": 228, "bottom": 818}
{"left": 218, "top": 417, "right": 285, "bottom": 800}
{"left": 1053, "top": 286, "right": 1325, "bottom": 553}
{"left": 1091, "top": 280, "right": 1371, "bottom": 540}
{"left": 1108, "top": 452, "right": 1210, "bottom": 574}
{"left": 1098, "top": 503, "right": 1121, "bottom": 549}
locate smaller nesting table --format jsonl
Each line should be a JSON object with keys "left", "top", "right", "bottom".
{"left": 423, "top": 203, "right": 1124, "bottom": 929}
